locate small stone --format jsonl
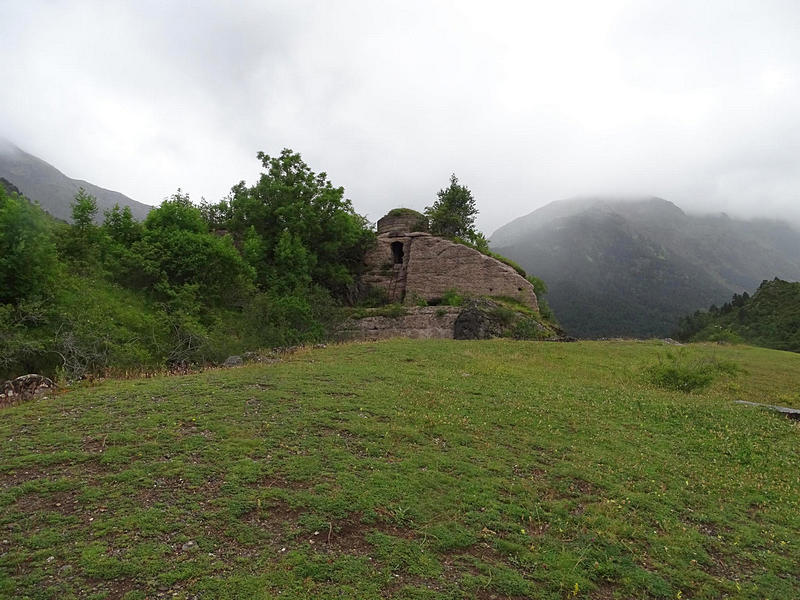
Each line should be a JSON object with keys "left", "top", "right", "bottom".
{"left": 181, "top": 540, "right": 197, "bottom": 551}
{"left": 46, "top": 556, "right": 55, "bottom": 563}
{"left": 222, "top": 355, "right": 243, "bottom": 368}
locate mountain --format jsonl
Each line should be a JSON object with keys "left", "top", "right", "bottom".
{"left": 490, "top": 196, "right": 800, "bottom": 338}
{"left": 0, "top": 139, "right": 151, "bottom": 222}
{"left": 675, "top": 278, "right": 800, "bottom": 352}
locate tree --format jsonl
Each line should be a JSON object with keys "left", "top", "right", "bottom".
{"left": 60, "top": 188, "right": 105, "bottom": 268}
{"left": 224, "top": 149, "right": 374, "bottom": 295}
{"left": 103, "top": 204, "right": 142, "bottom": 246}
{"left": 0, "top": 185, "right": 58, "bottom": 304}
{"left": 71, "top": 187, "right": 98, "bottom": 229}
{"left": 425, "top": 174, "right": 479, "bottom": 240}
{"left": 128, "top": 191, "right": 256, "bottom": 307}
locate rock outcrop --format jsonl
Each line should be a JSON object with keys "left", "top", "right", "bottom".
{"left": 337, "top": 300, "right": 561, "bottom": 342}
{"left": 338, "top": 306, "right": 461, "bottom": 341}
{"left": 1, "top": 374, "right": 55, "bottom": 406}
{"left": 363, "top": 211, "right": 538, "bottom": 309}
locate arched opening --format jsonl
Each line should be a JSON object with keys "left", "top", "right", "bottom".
{"left": 391, "top": 241, "right": 404, "bottom": 265}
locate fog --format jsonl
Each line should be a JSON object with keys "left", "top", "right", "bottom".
{"left": 2, "top": 0, "right": 799, "bottom": 233}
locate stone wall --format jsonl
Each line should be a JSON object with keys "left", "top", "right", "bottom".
{"left": 363, "top": 232, "right": 538, "bottom": 309}
{"left": 377, "top": 211, "right": 429, "bottom": 235}
{"left": 337, "top": 306, "right": 461, "bottom": 341}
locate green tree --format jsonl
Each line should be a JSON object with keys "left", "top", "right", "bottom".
{"left": 61, "top": 188, "right": 104, "bottom": 266}
{"left": 0, "top": 185, "right": 58, "bottom": 304}
{"left": 425, "top": 174, "right": 479, "bottom": 240}
{"left": 225, "top": 149, "right": 374, "bottom": 294}
{"left": 71, "top": 187, "right": 98, "bottom": 228}
{"left": 128, "top": 191, "right": 255, "bottom": 307}
{"left": 102, "top": 204, "right": 142, "bottom": 246}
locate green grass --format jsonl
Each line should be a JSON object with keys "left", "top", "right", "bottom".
{"left": 0, "top": 339, "right": 798, "bottom": 599}
{"left": 646, "top": 349, "right": 741, "bottom": 393}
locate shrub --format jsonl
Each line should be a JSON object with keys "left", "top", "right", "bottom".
{"left": 490, "top": 306, "right": 516, "bottom": 326}
{"left": 242, "top": 286, "right": 336, "bottom": 349}
{"left": 646, "top": 350, "right": 739, "bottom": 392}
{"left": 441, "top": 289, "right": 464, "bottom": 306}
{"left": 512, "top": 317, "right": 546, "bottom": 340}
{"left": 0, "top": 187, "right": 59, "bottom": 304}
{"left": 355, "top": 284, "right": 391, "bottom": 307}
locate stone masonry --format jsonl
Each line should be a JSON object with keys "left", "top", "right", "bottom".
{"left": 363, "top": 212, "right": 538, "bottom": 309}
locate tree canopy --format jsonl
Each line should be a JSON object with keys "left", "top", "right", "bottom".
{"left": 425, "top": 174, "right": 479, "bottom": 241}
{"left": 225, "top": 149, "right": 374, "bottom": 294}
{"left": 0, "top": 185, "right": 58, "bottom": 304}
{"left": 127, "top": 191, "right": 256, "bottom": 307}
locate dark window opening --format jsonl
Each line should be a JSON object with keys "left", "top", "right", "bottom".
{"left": 391, "top": 242, "right": 404, "bottom": 265}
{"left": 428, "top": 297, "right": 442, "bottom": 306}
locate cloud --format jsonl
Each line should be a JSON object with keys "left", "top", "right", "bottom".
{"left": 2, "top": 0, "right": 799, "bottom": 232}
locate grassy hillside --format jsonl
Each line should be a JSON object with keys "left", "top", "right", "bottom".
{"left": 1, "top": 339, "right": 798, "bottom": 599}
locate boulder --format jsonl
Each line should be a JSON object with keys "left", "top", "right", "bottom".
{"left": 223, "top": 355, "right": 244, "bottom": 368}
{"left": 453, "top": 301, "right": 505, "bottom": 340}
{"left": 1, "top": 374, "right": 55, "bottom": 406}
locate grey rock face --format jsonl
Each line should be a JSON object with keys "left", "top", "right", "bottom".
{"left": 453, "top": 302, "right": 505, "bottom": 340}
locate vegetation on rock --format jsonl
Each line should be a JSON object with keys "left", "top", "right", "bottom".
{"left": 425, "top": 174, "right": 480, "bottom": 243}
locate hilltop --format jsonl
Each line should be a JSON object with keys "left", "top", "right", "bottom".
{"left": 1, "top": 338, "right": 798, "bottom": 599}
{"left": 490, "top": 196, "right": 800, "bottom": 338}
{"left": 0, "top": 139, "right": 151, "bottom": 222}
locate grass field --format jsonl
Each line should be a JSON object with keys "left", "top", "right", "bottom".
{"left": 1, "top": 339, "right": 798, "bottom": 599}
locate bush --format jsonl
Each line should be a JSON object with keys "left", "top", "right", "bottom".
{"left": 512, "top": 317, "right": 546, "bottom": 340}
{"left": 490, "top": 305, "right": 517, "bottom": 327}
{"left": 0, "top": 187, "right": 59, "bottom": 304}
{"left": 646, "top": 350, "right": 739, "bottom": 393}
{"left": 441, "top": 289, "right": 464, "bottom": 306}
{"left": 242, "top": 286, "right": 336, "bottom": 348}
{"left": 355, "top": 284, "right": 390, "bottom": 308}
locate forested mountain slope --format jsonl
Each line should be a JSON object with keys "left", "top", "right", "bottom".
{"left": 676, "top": 278, "right": 800, "bottom": 352}
{"left": 491, "top": 197, "right": 800, "bottom": 338}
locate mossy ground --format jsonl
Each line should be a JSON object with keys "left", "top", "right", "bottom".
{"left": 0, "top": 340, "right": 798, "bottom": 599}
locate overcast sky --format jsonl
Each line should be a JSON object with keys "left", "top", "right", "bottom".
{"left": 2, "top": 0, "right": 799, "bottom": 234}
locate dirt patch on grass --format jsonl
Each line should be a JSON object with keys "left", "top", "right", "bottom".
{"left": 589, "top": 582, "right": 618, "bottom": 599}
{"left": 83, "top": 578, "right": 137, "bottom": 600}
{"left": 702, "top": 548, "right": 758, "bottom": 581}
{"left": 81, "top": 435, "right": 110, "bottom": 454}
{"left": 0, "top": 466, "right": 64, "bottom": 488}
{"left": 11, "top": 488, "right": 82, "bottom": 516}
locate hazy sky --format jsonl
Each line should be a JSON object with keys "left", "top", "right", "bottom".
{"left": 2, "top": 0, "right": 799, "bottom": 234}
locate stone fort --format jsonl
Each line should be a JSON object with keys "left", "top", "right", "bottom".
{"left": 362, "top": 209, "right": 538, "bottom": 310}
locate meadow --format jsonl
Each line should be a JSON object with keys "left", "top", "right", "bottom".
{"left": 0, "top": 339, "right": 798, "bottom": 599}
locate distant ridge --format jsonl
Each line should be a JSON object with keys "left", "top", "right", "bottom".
{"left": 490, "top": 196, "right": 800, "bottom": 338}
{"left": 0, "top": 139, "right": 151, "bottom": 222}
